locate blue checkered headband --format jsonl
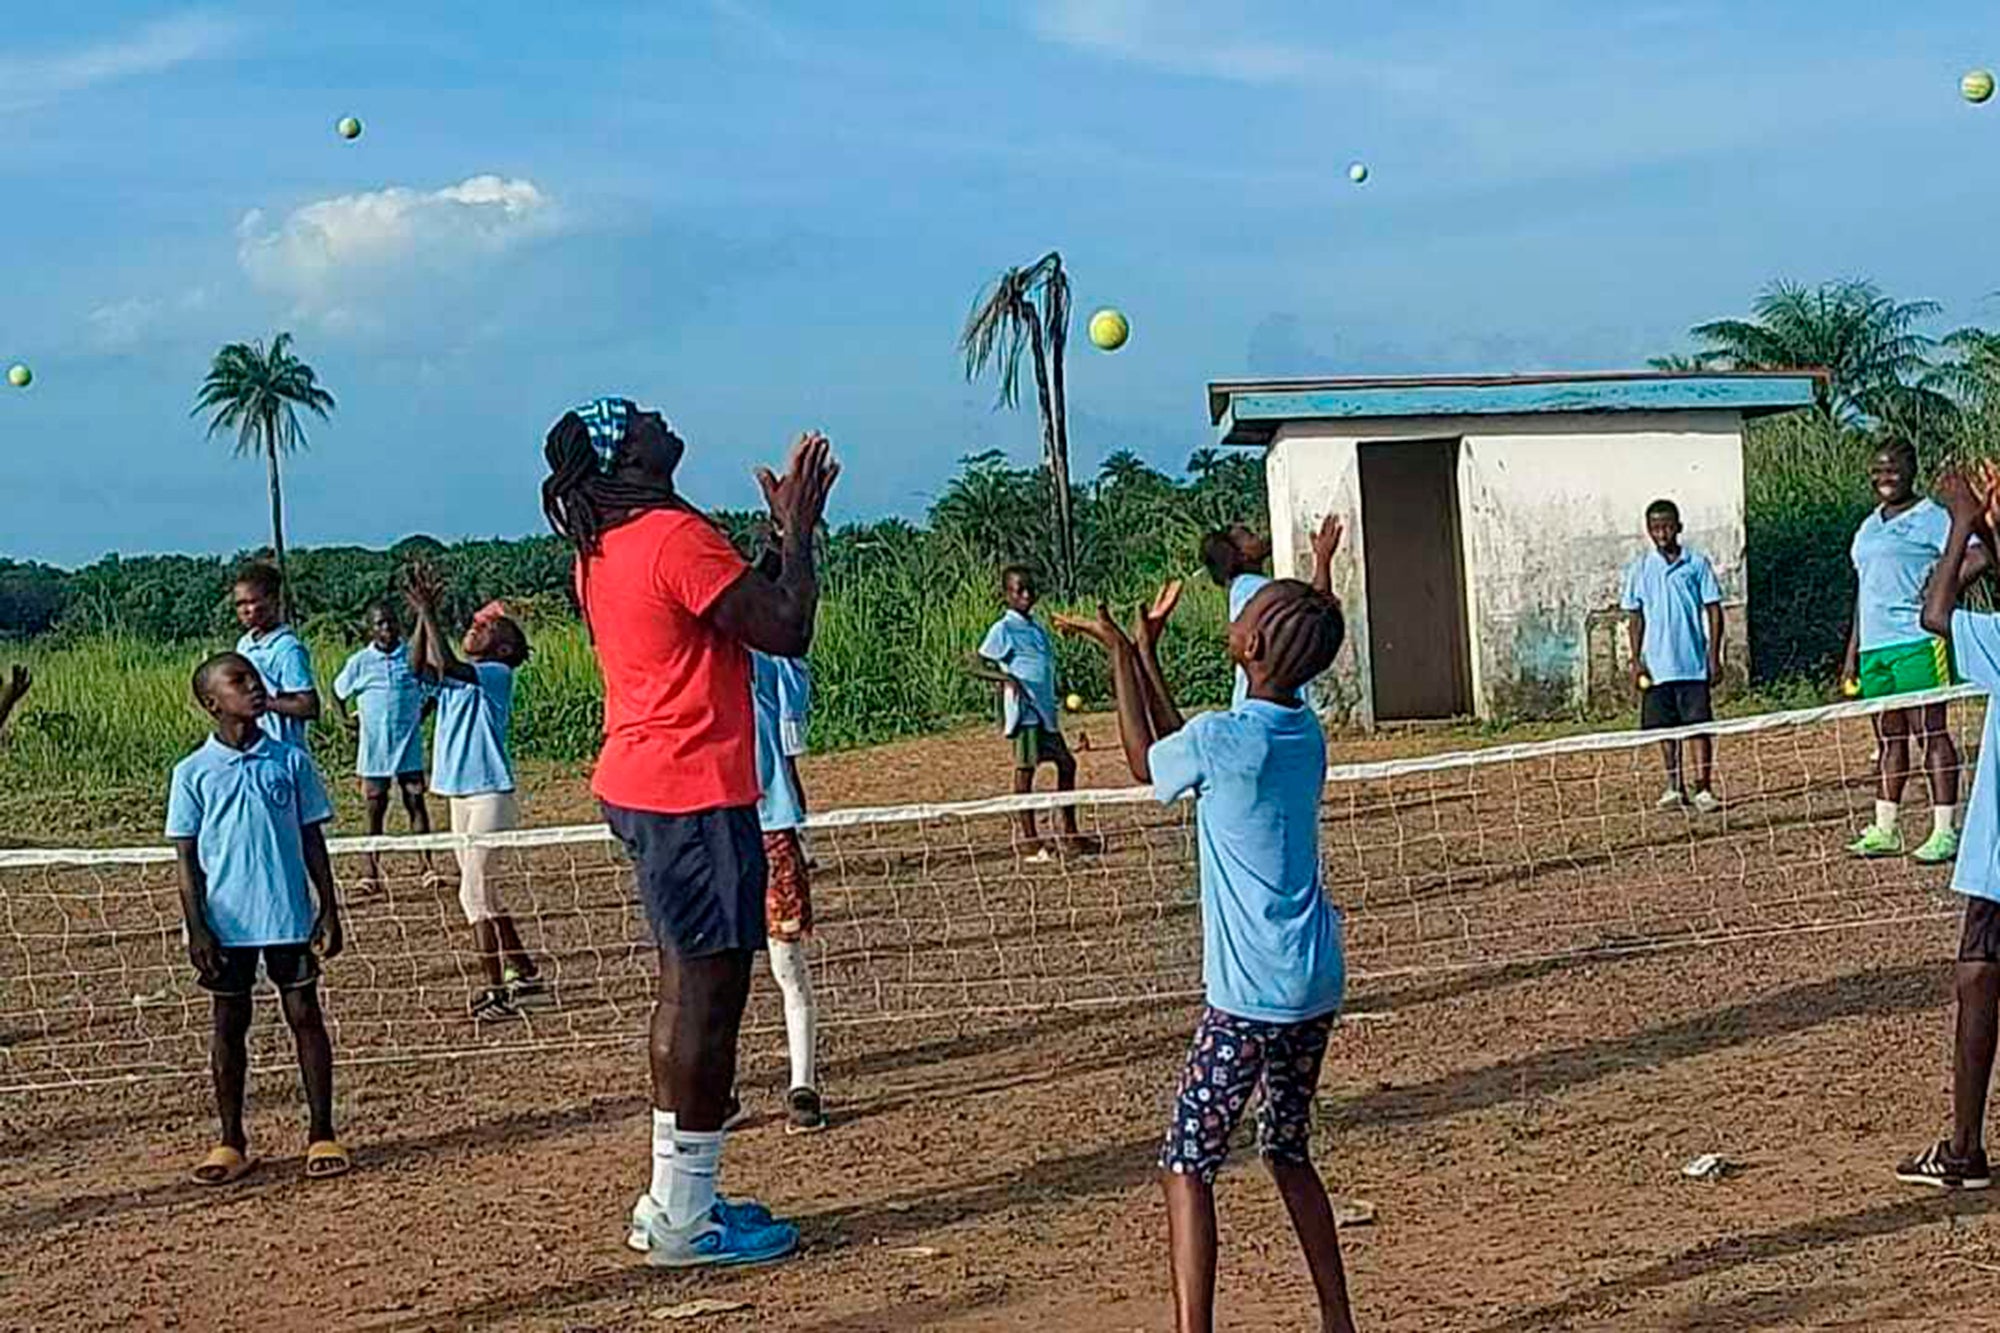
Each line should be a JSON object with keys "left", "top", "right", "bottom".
{"left": 575, "top": 397, "right": 633, "bottom": 474}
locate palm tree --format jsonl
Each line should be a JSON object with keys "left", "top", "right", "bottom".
{"left": 192, "top": 333, "right": 336, "bottom": 610}
{"left": 1677, "top": 279, "right": 1951, "bottom": 426}
{"left": 960, "top": 251, "right": 1076, "bottom": 593}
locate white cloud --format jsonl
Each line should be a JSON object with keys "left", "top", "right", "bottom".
{"left": 1030, "top": 0, "right": 1313, "bottom": 84}
{"left": 237, "top": 176, "right": 563, "bottom": 322}
{"left": 0, "top": 12, "right": 241, "bottom": 112}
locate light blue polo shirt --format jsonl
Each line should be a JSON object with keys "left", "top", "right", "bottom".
{"left": 1620, "top": 546, "right": 1723, "bottom": 684}
{"left": 431, "top": 662, "right": 516, "bottom": 797}
{"left": 333, "top": 643, "right": 429, "bottom": 778}
{"left": 165, "top": 734, "right": 334, "bottom": 947}
{"left": 1853, "top": 499, "right": 1954, "bottom": 652}
{"left": 236, "top": 625, "right": 316, "bottom": 749}
{"left": 978, "top": 609, "right": 1060, "bottom": 736}
{"left": 1951, "top": 611, "right": 2000, "bottom": 904}
{"left": 1228, "top": 573, "right": 1272, "bottom": 707}
{"left": 1149, "top": 700, "right": 1345, "bottom": 1024}
{"left": 752, "top": 652, "right": 806, "bottom": 832}
{"left": 774, "top": 655, "right": 811, "bottom": 756}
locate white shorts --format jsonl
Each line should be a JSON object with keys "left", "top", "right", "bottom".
{"left": 450, "top": 790, "right": 520, "bottom": 923}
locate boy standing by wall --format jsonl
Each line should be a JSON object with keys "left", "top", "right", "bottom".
{"left": 1621, "top": 499, "right": 1725, "bottom": 812}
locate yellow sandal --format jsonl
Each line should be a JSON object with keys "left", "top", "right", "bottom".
{"left": 192, "top": 1144, "right": 256, "bottom": 1186}
{"left": 305, "top": 1139, "right": 352, "bottom": 1180}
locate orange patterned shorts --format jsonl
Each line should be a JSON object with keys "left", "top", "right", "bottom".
{"left": 763, "top": 830, "right": 813, "bottom": 942}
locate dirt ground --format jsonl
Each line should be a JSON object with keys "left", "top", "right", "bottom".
{"left": 5, "top": 716, "right": 2000, "bottom": 1331}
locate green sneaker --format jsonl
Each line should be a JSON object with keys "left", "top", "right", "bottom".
{"left": 1913, "top": 828, "right": 1960, "bottom": 865}
{"left": 1848, "top": 825, "right": 1905, "bottom": 858}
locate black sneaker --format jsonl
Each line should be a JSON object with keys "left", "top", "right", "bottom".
{"left": 785, "top": 1087, "right": 827, "bottom": 1135}
{"left": 469, "top": 986, "right": 520, "bottom": 1022}
{"left": 1895, "top": 1139, "right": 1992, "bottom": 1190}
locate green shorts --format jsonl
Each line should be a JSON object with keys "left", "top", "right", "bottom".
{"left": 1857, "top": 638, "right": 1957, "bottom": 700}
{"left": 1011, "top": 724, "right": 1070, "bottom": 769}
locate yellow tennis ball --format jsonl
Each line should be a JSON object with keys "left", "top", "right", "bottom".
{"left": 1065, "top": 693, "right": 1083, "bottom": 712}
{"left": 6, "top": 363, "right": 30, "bottom": 388}
{"left": 1348, "top": 161, "right": 1369, "bottom": 184}
{"left": 1842, "top": 679, "right": 1861, "bottom": 698}
{"left": 1964, "top": 70, "right": 1995, "bottom": 104}
{"left": 1088, "top": 308, "right": 1129, "bottom": 351}
{"left": 337, "top": 116, "right": 363, "bottom": 140}
{"left": 1637, "top": 674, "right": 1653, "bottom": 691}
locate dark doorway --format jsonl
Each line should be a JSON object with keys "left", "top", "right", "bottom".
{"left": 1358, "top": 439, "right": 1473, "bottom": 721}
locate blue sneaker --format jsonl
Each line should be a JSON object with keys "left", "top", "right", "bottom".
{"left": 626, "top": 1192, "right": 775, "bottom": 1253}
{"left": 640, "top": 1201, "right": 798, "bottom": 1269}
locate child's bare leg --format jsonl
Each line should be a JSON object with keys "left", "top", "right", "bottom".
{"left": 1659, "top": 739, "right": 1682, "bottom": 794}
{"left": 1055, "top": 748, "right": 1081, "bottom": 837}
{"left": 1921, "top": 707, "right": 1961, "bottom": 808}
{"left": 1952, "top": 961, "right": 2000, "bottom": 1157}
{"left": 493, "top": 915, "right": 537, "bottom": 978}
{"left": 279, "top": 984, "right": 336, "bottom": 1144}
{"left": 1689, "top": 736, "right": 1714, "bottom": 794}
{"left": 1013, "top": 767, "right": 1039, "bottom": 846}
{"left": 210, "top": 992, "right": 253, "bottom": 1151}
{"left": 1162, "top": 1172, "right": 1220, "bottom": 1333}
{"left": 362, "top": 786, "right": 390, "bottom": 885}
{"left": 1269, "top": 1161, "right": 1359, "bottom": 1333}
{"left": 398, "top": 778, "right": 437, "bottom": 875}
{"left": 471, "top": 920, "right": 505, "bottom": 987}
{"left": 1878, "top": 711, "right": 1913, "bottom": 803}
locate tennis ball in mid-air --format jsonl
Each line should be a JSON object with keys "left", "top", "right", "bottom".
{"left": 1348, "top": 161, "right": 1369, "bottom": 184}
{"left": 1964, "top": 70, "right": 1995, "bottom": 104}
{"left": 1065, "top": 693, "right": 1083, "bottom": 712}
{"left": 337, "top": 116, "right": 363, "bottom": 140}
{"left": 6, "top": 364, "right": 30, "bottom": 388}
{"left": 1088, "top": 308, "right": 1129, "bottom": 351}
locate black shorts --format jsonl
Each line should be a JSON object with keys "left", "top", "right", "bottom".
{"left": 1641, "top": 680, "right": 1713, "bottom": 730}
{"left": 603, "top": 802, "right": 768, "bottom": 957}
{"left": 198, "top": 943, "right": 320, "bottom": 997}
{"left": 360, "top": 772, "right": 427, "bottom": 799}
{"left": 1960, "top": 897, "right": 2000, "bottom": 963}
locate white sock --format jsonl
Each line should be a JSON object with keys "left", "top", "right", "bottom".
{"left": 1935, "top": 805, "right": 1958, "bottom": 836}
{"left": 665, "top": 1128, "right": 723, "bottom": 1228}
{"left": 1876, "top": 800, "right": 1899, "bottom": 834}
{"left": 649, "top": 1109, "right": 675, "bottom": 1207}
{"left": 770, "top": 940, "right": 819, "bottom": 1092}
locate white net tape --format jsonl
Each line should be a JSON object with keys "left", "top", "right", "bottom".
{"left": 0, "top": 687, "right": 1982, "bottom": 1093}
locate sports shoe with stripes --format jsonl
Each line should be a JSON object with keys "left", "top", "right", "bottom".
{"left": 1895, "top": 1140, "right": 1991, "bottom": 1190}
{"left": 639, "top": 1201, "right": 798, "bottom": 1269}
{"left": 627, "top": 1192, "right": 775, "bottom": 1252}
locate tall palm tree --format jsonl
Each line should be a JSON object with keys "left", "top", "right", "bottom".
{"left": 960, "top": 251, "right": 1076, "bottom": 592}
{"left": 1677, "top": 279, "right": 1951, "bottom": 426}
{"left": 192, "top": 332, "right": 336, "bottom": 610}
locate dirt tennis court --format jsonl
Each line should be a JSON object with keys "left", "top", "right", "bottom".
{"left": 4, "top": 715, "right": 2000, "bottom": 1331}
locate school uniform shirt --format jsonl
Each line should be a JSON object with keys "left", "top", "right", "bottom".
{"left": 1228, "top": 573, "right": 1272, "bottom": 708}
{"left": 236, "top": 624, "right": 316, "bottom": 749}
{"left": 1951, "top": 611, "right": 2000, "bottom": 904}
{"left": 978, "top": 609, "right": 1060, "bottom": 736}
{"left": 1148, "top": 699, "right": 1345, "bottom": 1024}
{"left": 751, "top": 652, "right": 806, "bottom": 833}
{"left": 431, "top": 662, "right": 516, "bottom": 798}
{"left": 579, "top": 509, "right": 757, "bottom": 815}
{"left": 1853, "top": 499, "right": 1954, "bottom": 652}
{"left": 165, "top": 734, "right": 334, "bottom": 947}
{"left": 1619, "top": 546, "right": 1723, "bottom": 684}
{"left": 333, "top": 643, "right": 429, "bottom": 778}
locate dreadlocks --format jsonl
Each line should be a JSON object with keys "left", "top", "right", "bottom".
{"left": 1250, "top": 580, "right": 1346, "bottom": 692}
{"left": 540, "top": 409, "right": 684, "bottom": 558}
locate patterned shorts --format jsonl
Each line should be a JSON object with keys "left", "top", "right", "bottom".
{"left": 1158, "top": 1007, "right": 1336, "bottom": 1183}
{"left": 764, "top": 830, "right": 813, "bottom": 942}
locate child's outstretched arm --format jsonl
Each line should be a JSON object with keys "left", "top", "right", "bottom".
{"left": 1130, "top": 580, "right": 1186, "bottom": 740}
{"left": 964, "top": 652, "right": 1015, "bottom": 687}
{"left": 405, "top": 568, "right": 476, "bottom": 684}
{"left": 174, "top": 838, "right": 222, "bottom": 981}
{"left": 1056, "top": 605, "right": 1158, "bottom": 783}
{"left": 1309, "top": 513, "right": 1344, "bottom": 597}
{"left": 304, "top": 823, "right": 344, "bottom": 962}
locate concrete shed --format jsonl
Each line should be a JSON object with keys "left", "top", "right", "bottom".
{"left": 1207, "top": 371, "right": 1822, "bottom": 729}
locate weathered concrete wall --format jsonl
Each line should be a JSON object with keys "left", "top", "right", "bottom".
{"left": 1264, "top": 411, "right": 1748, "bottom": 727}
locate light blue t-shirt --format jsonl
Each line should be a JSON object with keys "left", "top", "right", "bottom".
{"left": 1853, "top": 499, "right": 1954, "bottom": 652}
{"left": 978, "top": 609, "right": 1060, "bottom": 736}
{"left": 1228, "top": 573, "right": 1273, "bottom": 707}
{"left": 431, "top": 662, "right": 516, "bottom": 797}
{"left": 1951, "top": 610, "right": 2000, "bottom": 904}
{"left": 1620, "top": 546, "right": 1723, "bottom": 684}
{"left": 774, "top": 655, "right": 811, "bottom": 756}
{"left": 165, "top": 734, "right": 334, "bottom": 947}
{"left": 236, "top": 625, "right": 316, "bottom": 749}
{"left": 1149, "top": 700, "right": 1346, "bottom": 1024}
{"left": 333, "top": 643, "right": 429, "bottom": 779}
{"left": 752, "top": 652, "right": 807, "bottom": 832}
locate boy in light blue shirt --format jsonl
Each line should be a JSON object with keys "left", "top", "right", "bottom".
{"left": 332, "top": 601, "right": 440, "bottom": 894}
{"left": 970, "top": 565, "right": 1088, "bottom": 860}
{"left": 406, "top": 571, "right": 541, "bottom": 1021}
{"left": 1620, "top": 500, "right": 1725, "bottom": 813}
{"left": 231, "top": 563, "right": 321, "bottom": 751}
{"left": 753, "top": 650, "right": 824, "bottom": 1133}
{"left": 167, "top": 650, "right": 347, "bottom": 1186}
{"left": 1056, "top": 562, "right": 1358, "bottom": 1333}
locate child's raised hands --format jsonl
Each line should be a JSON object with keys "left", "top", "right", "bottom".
{"left": 1054, "top": 602, "right": 1133, "bottom": 653}
{"left": 402, "top": 558, "right": 447, "bottom": 613}
{"left": 1133, "top": 579, "right": 1182, "bottom": 651}
{"left": 1313, "top": 513, "right": 1345, "bottom": 564}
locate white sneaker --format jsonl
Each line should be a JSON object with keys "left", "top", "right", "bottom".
{"left": 1655, "top": 789, "right": 1686, "bottom": 810}
{"left": 628, "top": 1192, "right": 776, "bottom": 1253}
{"left": 639, "top": 1201, "right": 798, "bottom": 1269}
{"left": 1024, "top": 847, "right": 1056, "bottom": 865}
{"left": 1690, "top": 790, "right": 1721, "bottom": 815}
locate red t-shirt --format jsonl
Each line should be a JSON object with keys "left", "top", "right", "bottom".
{"left": 579, "top": 508, "right": 758, "bottom": 814}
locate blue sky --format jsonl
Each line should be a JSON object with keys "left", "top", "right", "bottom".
{"left": 5, "top": 1, "right": 2000, "bottom": 566}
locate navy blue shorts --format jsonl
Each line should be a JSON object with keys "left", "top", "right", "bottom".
{"left": 198, "top": 943, "right": 320, "bottom": 997}
{"left": 603, "top": 802, "right": 768, "bottom": 957}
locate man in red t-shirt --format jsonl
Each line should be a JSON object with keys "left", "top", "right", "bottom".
{"left": 542, "top": 397, "right": 838, "bottom": 1269}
